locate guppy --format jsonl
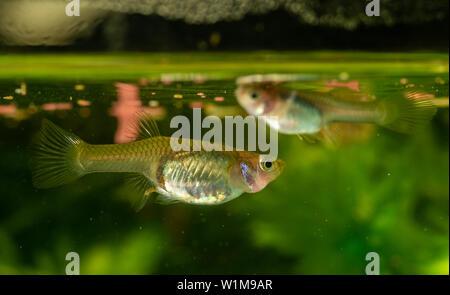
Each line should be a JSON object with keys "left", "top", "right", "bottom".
{"left": 31, "top": 118, "right": 284, "bottom": 210}
{"left": 236, "top": 81, "right": 437, "bottom": 136}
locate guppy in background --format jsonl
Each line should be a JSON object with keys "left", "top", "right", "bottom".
{"left": 31, "top": 117, "right": 284, "bottom": 210}
{"left": 235, "top": 78, "right": 438, "bottom": 141}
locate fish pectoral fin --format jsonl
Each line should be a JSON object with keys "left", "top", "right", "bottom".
{"left": 125, "top": 173, "right": 157, "bottom": 211}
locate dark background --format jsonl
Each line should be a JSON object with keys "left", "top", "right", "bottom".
{"left": 1, "top": 0, "right": 448, "bottom": 52}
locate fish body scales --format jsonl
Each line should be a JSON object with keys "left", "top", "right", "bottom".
{"left": 80, "top": 137, "right": 172, "bottom": 174}
{"left": 159, "top": 152, "right": 241, "bottom": 204}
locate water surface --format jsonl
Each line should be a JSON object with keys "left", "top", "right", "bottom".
{"left": 0, "top": 52, "right": 448, "bottom": 274}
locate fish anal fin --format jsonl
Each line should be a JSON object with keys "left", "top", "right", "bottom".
{"left": 152, "top": 194, "right": 181, "bottom": 205}
{"left": 320, "top": 128, "right": 337, "bottom": 147}
{"left": 134, "top": 190, "right": 154, "bottom": 212}
{"left": 296, "top": 133, "right": 319, "bottom": 144}
{"left": 296, "top": 128, "right": 337, "bottom": 147}
{"left": 327, "top": 122, "right": 376, "bottom": 145}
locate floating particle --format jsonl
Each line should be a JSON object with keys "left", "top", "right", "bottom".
{"left": 435, "top": 77, "right": 445, "bottom": 85}
{"left": 197, "top": 92, "right": 204, "bottom": 96}
{"left": 204, "top": 103, "right": 243, "bottom": 117}
{"left": 21, "top": 83, "right": 27, "bottom": 95}
{"left": 400, "top": 78, "right": 408, "bottom": 85}
{"left": 14, "top": 82, "right": 27, "bottom": 95}
{"left": 190, "top": 101, "right": 203, "bottom": 108}
{"left": 201, "top": 95, "right": 206, "bottom": 98}
{"left": 214, "top": 96, "right": 225, "bottom": 102}
{"left": 69, "top": 96, "right": 73, "bottom": 101}
{"left": 197, "top": 40, "right": 208, "bottom": 50}
{"left": 326, "top": 80, "right": 360, "bottom": 91}
{"left": 339, "top": 72, "right": 349, "bottom": 80}
{"left": 173, "top": 94, "right": 183, "bottom": 99}
{"left": 151, "top": 92, "right": 156, "bottom": 95}
{"left": 0, "top": 104, "right": 17, "bottom": 115}
{"left": 28, "top": 103, "right": 38, "bottom": 114}
{"left": 139, "top": 78, "right": 149, "bottom": 86}
{"left": 161, "top": 76, "right": 173, "bottom": 85}
{"left": 75, "top": 84, "right": 85, "bottom": 91}
{"left": 42, "top": 103, "right": 72, "bottom": 111}
{"left": 3, "top": 96, "right": 13, "bottom": 100}
{"left": 141, "top": 106, "right": 166, "bottom": 119}
{"left": 194, "top": 75, "right": 207, "bottom": 84}
{"left": 209, "top": 32, "right": 221, "bottom": 47}
{"left": 149, "top": 100, "right": 159, "bottom": 107}
{"left": 406, "top": 84, "right": 415, "bottom": 88}
{"left": 77, "top": 99, "right": 91, "bottom": 107}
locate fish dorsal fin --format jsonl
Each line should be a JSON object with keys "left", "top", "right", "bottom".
{"left": 125, "top": 173, "right": 156, "bottom": 211}
{"left": 137, "top": 113, "right": 160, "bottom": 140}
{"left": 134, "top": 112, "right": 161, "bottom": 141}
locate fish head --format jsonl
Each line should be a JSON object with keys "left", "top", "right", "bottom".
{"left": 230, "top": 152, "right": 285, "bottom": 193}
{"left": 235, "top": 83, "right": 279, "bottom": 116}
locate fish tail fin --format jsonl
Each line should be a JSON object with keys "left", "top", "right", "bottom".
{"left": 377, "top": 91, "right": 437, "bottom": 134}
{"left": 31, "top": 119, "right": 86, "bottom": 189}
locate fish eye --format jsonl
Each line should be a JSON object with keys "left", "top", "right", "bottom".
{"left": 249, "top": 91, "right": 260, "bottom": 100}
{"left": 259, "top": 161, "right": 274, "bottom": 171}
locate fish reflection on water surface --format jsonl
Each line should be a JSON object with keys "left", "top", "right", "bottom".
{"left": 235, "top": 79, "right": 438, "bottom": 141}
{"left": 30, "top": 117, "right": 284, "bottom": 210}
